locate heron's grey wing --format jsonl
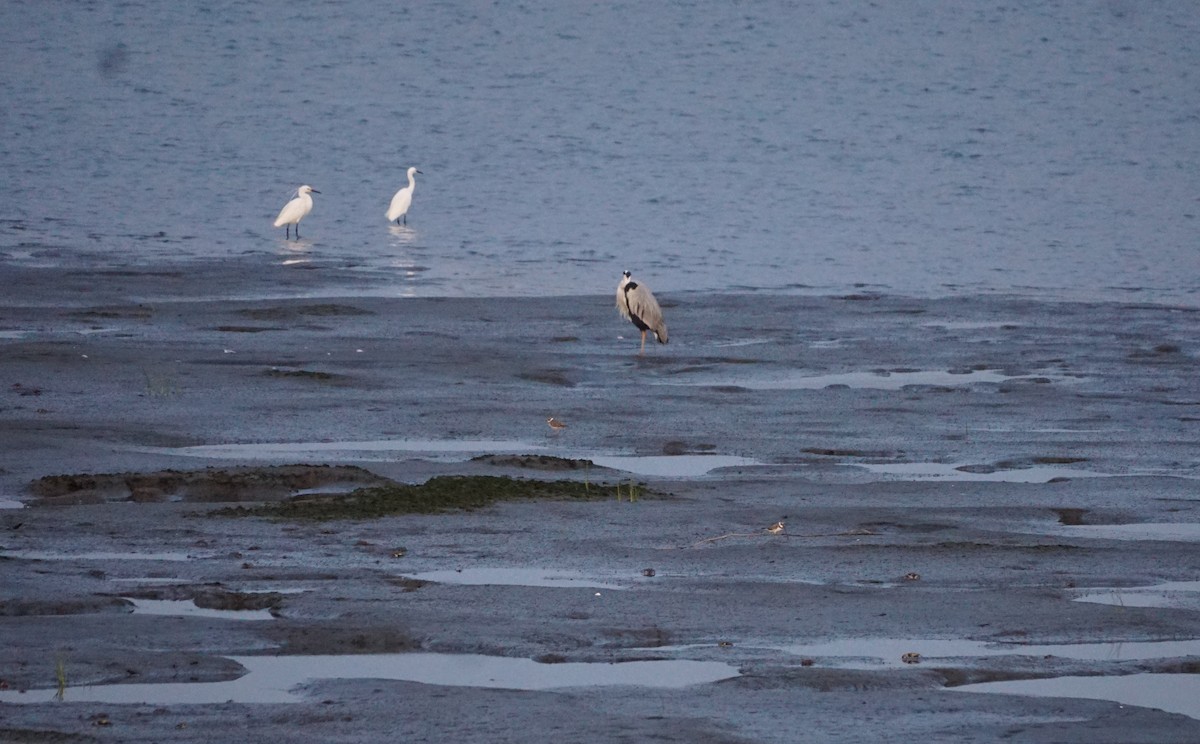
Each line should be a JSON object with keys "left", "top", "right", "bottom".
{"left": 625, "top": 284, "right": 668, "bottom": 343}
{"left": 619, "top": 282, "right": 657, "bottom": 326}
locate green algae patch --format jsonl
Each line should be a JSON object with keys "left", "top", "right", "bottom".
{"left": 470, "top": 454, "right": 599, "bottom": 471}
{"left": 212, "top": 475, "right": 657, "bottom": 521}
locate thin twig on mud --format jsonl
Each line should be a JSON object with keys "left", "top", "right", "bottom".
{"left": 691, "top": 531, "right": 762, "bottom": 546}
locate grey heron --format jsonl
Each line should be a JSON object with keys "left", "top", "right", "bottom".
{"left": 616, "top": 270, "right": 669, "bottom": 354}
{"left": 274, "top": 185, "right": 319, "bottom": 240}
{"left": 387, "top": 167, "right": 422, "bottom": 224}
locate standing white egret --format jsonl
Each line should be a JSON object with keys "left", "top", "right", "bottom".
{"left": 616, "top": 270, "right": 669, "bottom": 354}
{"left": 274, "top": 185, "right": 319, "bottom": 240}
{"left": 387, "top": 167, "right": 422, "bottom": 224}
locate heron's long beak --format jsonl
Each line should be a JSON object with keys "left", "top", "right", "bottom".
{"left": 310, "top": 189, "right": 321, "bottom": 194}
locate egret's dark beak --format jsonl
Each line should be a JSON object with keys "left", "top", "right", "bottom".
{"left": 311, "top": 189, "right": 321, "bottom": 194}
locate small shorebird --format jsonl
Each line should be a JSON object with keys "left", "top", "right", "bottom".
{"left": 616, "top": 270, "right": 668, "bottom": 355}
{"left": 766, "top": 521, "right": 785, "bottom": 534}
{"left": 546, "top": 417, "right": 567, "bottom": 431}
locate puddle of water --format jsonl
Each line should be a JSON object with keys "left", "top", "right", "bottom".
{"left": 0, "top": 328, "right": 121, "bottom": 338}
{"left": 976, "top": 427, "right": 1116, "bottom": 434}
{"left": 127, "top": 598, "right": 274, "bottom": 621}
{"left": 401, "top": 567, "right": 639, "bottom": 590}
{"left": 1057, "top": 523, "right": 1200, "bottom": 542}
{"left": 147, "top": 439, "right": 546, "bottom": 461}
{"left": 784, "top": 637, "right": 1200, "bottom": 668}
{"left": 588, "top": 455, "right": 758, "bottom": 477}
{"left": 1073, "top": 581, "right": 1200, "bottom": 609}
{"left": 710, "top": 337, "right": 772, "bottom": 348}
{"left": 139, "top": 439, "right": 755, "bottom": 477}
{"left": 955, "top": 674, "right": 1200, "bottom": 721}
{"left": 291, "top": 483, "right": 363, "bottom": 496}
{"left": 854, "top": 462, "right": 1107, "bottom": 483}
{"left": 0, "top": 550, "right": 205, "bottom": 562}
{"left": 662, "top": 369, "right": 1068, "bottom": 391}
{"left": 0, "top": 653, "right": 740, "bottom": 704}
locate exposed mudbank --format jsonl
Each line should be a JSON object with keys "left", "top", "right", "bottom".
{"left": 28, "top": 465, "right": 390, "bottom": 505}
{"left": 2, "top": 285, "right": 1199, "bottom": 741}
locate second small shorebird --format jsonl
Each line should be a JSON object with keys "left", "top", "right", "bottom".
{"left": 766, "top": 521, "right": 785, "bottom": 534}
{"left": 546, "top": 417, "right": 567, "bottom": 431}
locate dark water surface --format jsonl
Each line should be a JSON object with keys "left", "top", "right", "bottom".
{"left": 2, "top": 1, "right": 1198, "bottom": 302}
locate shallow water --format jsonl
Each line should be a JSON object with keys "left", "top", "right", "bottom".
{"left": 0, "top": 654, "right": 740, "bottom": 704}
{"left": 143, "top": 439, "right": 755, "bottom": 476}
{"left": 1073, "top": 581, "right": 1200, "bottom": 609}
{"left": 1005, "top": 521, "right": 1200, "bottom": 543}
{"left": 852, "top": 462, "right": 1109, "bottom": 483}
{"left": 785, "top": 637, "right": 1200, "bottom": 668}
{"left": 660, "top": 368, "right": 1065, "bottom": 391}
{"left": 152, "top": 438, "right": 546, "bottom": 460}
{"left": 0, "top": 550, "right": 204, "bottom": 562}
{"left": 400, "top": 567, "right": 636, "bottom": 590}
{"left": 1054, "top": 523, "right": 1200, "bottom": 542}
{"left": 587, "top": 454, "right": 759, "bottom": 477}
{"left": 1, "top": 2, "right": 1196, "bottom": 303}
{"left": 955, "top": 674, "right": 1200, "bottom": 722}
{"left": 126, "top": 599, "right": 274, "bottom": 622}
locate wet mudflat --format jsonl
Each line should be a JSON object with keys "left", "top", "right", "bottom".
{"left": 2, "top": 265, "right": 1200, "bottom": 742}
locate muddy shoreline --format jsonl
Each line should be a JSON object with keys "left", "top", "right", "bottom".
{"left": 2, "top": 264, "right": 1200, "bottom": 742}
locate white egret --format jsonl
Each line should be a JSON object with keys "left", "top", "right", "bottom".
{"left": 274, "top": 185, "right": 319, "bottom": 240}
{"left": 387, "top": 167, "right": 422, "bottom": 224}
{"left": 616, "top": 270, "right": 669, "bottom": 354}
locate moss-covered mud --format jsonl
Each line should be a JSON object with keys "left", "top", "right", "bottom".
{"left": 213, "top": 474, "right": 661, "bottom": 520}
{"left": 469, "top": 454, "right": 601, "bottom": 470}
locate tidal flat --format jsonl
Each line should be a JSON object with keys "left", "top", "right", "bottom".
{"left": 2, "top": 264, "right": 1200, "bottom": 742}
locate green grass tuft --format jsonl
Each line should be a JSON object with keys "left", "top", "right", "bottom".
{"left": 54, "top": 654, "right": 67, "bottom": 701}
